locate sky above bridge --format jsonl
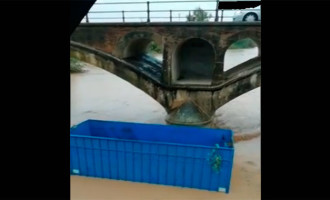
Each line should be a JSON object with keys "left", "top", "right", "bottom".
{"left": 82, "top": 0, "right": 260, "bottom": 23}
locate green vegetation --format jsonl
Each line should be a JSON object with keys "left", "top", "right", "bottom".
{"left": 147, "top": 41, "right": 162, "bottom": 54}
{"left": 186, "top": 7, "right": 212, "bottom": 22}
{"left": 208, "top": 145, "right": 222, "bottom": 173}
{"left": 70, "top": 57, "right": 85, "bottom": 73}
{"left": 228, "top": 38, "right": 257, "bottom": 49}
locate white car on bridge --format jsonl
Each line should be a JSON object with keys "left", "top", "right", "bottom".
{"left": 233, "top": 7, "right": 261, "bottom": 22}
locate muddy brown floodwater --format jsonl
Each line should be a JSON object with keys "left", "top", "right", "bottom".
{"left": 70, "top": 48, "right": 260, "bottom": 200}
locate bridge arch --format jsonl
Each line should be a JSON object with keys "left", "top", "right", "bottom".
{"left": 124, "top": 38, "right": 152, "bottom": 58}
{"left": 172, "top": 37, "right": 215, "bottom": 85}
{"left": 224, "top": 38, "right": 259, "bottom": 71}
{"left": 212, "top": 63, "right": 261, "bottom": 111}
{"left": 116, "top": 31, "right": 163, "bottom": 60}
{"left": 223, "top": 30, "right": 261, "bottom": 57}
{"left": 70, "top": 41, "right": 170, "bottom": 110}
{"left": 215, "top": 86, "right": 260, "bottom": 132}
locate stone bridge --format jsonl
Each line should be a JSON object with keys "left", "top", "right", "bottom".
{"left": 70, "top": 22, "right": 261, "bottom": 126}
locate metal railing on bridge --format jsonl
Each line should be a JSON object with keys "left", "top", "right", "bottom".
{"left": 83, "top": 0, "right": 261, "bottom": 23}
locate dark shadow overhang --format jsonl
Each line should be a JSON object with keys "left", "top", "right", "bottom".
{"left": 70, "top": 0, "right": 96, "bottom": 35}
{"left": 218, "top": 0, "right": 261, "bottom": 9}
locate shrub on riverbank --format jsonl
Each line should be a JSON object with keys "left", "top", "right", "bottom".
{"left": 70, "top": 58, "right": 85, "bottom": 73}
{"left": 147, "top": 41, "right": 162, "bottom": 54}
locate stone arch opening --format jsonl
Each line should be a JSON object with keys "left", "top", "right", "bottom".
{"left": 224, "top": 38, "right": 259, "bottom": 72}
{"left": 173, "top": 38, "right": 215, "bottom": 85}
{"left": 123, "top": 38, "right": 152, "bottom": 58}
{"left": 122, "top": 37, "right": 163, "bottom": 62}
{"left": 122, "top": 37, "right": 163, "bottom": 78}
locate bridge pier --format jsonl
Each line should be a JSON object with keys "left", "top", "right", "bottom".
{"left": 165, "top": 119, "right": 218, "bottom": 128}
{"left": 165, "top": 100, "right": 213, "bottom": 126}
{"left": 164, "top": 100, "right": 231, "bottom": 129}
